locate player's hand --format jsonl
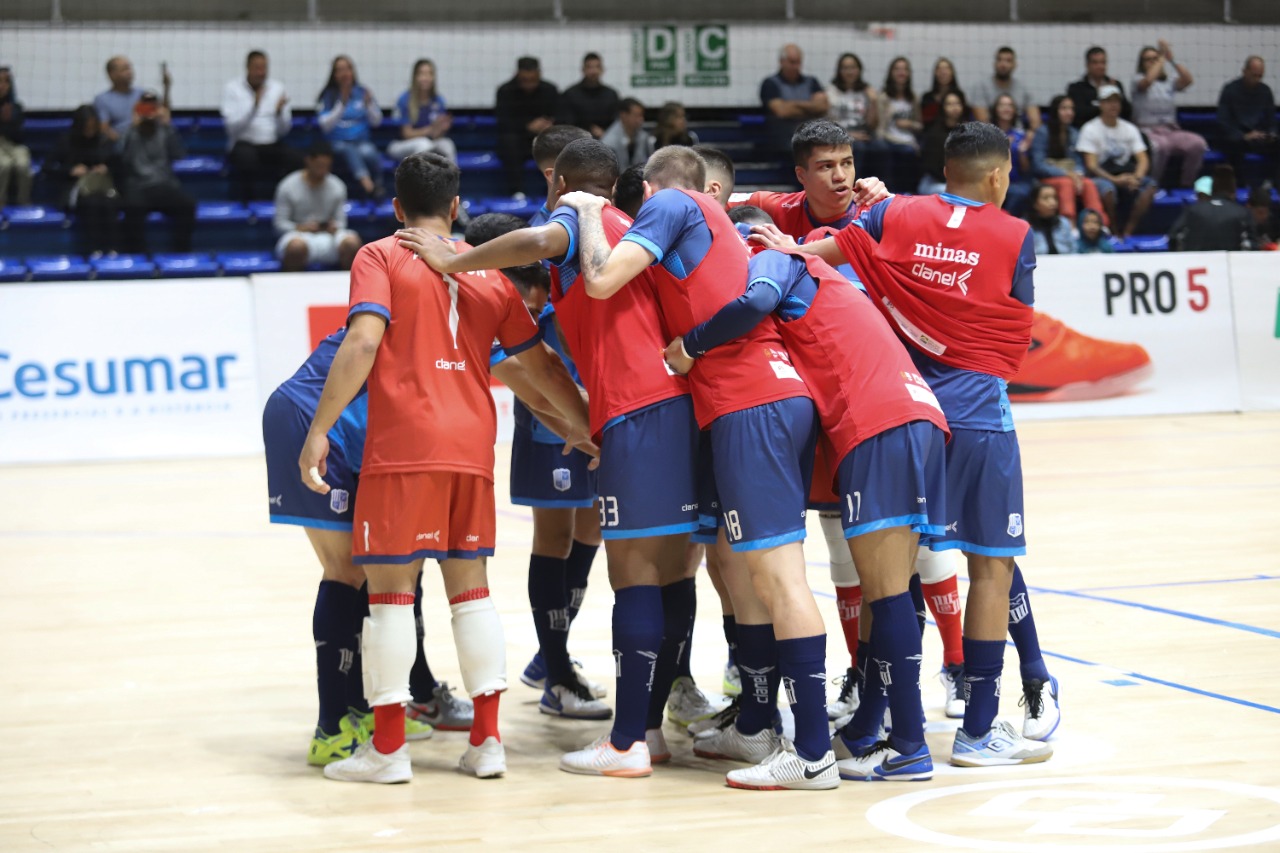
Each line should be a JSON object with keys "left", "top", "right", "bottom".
{"left": 396, "top": 226, "right": 455, "bottom": 272}
{"left": 563, "top": 428, "right": 601, "bottom": 469}
{"left": 556, "top": 191, "right": 605, "bottom": 212}
{"left": 663, "top": 338, "right": 695, "bottom": 375}
{"left": 852, "top": 176, "right": 890, "bottom": 206}
{"left": 299, "top": 432, "right": 331, "bottom": 495}
{"left": 748, "top": 222, "right": 799, "bottom": 251}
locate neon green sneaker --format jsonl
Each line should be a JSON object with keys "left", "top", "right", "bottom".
{"left": 307, "top": 713, "right": 366, "bottom": 766}
{"left": 354, "top": 710, "right": 434, "bottom": 742}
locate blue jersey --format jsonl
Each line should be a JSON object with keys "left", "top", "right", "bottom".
{"left": 620, "top": 189, "right": 715, "bottom": 283}
{"left": 683, "top": 251, "right": 818, "bottom": 355}
{"left": 275, "top": 328, "right": 368, "bottom": 472}
{"left": 854, "top": 192, "right": 1036, "bottom": 432}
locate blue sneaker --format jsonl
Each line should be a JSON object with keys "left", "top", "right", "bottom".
{"left": 1021, "top": 676, "right": 1061, "bottom": 741}
{"left": 832, "top": 726, "right": 881, "bottom": 760}
{"left": 538, "top": 680, "right": 612, "bottom": 720}
{"left": 520, "top": 652, "right": 547, "bottom": 690}
{"left": 951, "top": 719, "right": 1053, "bottom": 767}
{"left": 835, "top": 739, "right": 933, "bottom": 781}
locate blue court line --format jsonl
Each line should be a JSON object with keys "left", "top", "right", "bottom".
{"left": 1074, "top": 574, "right": 1280, "bottom": 593}
{"left": 810, "top": 586, "right": 1280, "bottom": 716}
{"left": 1024, "top": 585, "right": 1280, "bottom": 640}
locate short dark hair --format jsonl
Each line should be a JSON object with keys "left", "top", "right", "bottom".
{"left": 1211, "top": 164, "right": 1238, "bottom": 198}
{"left": 532, "top": 125, "right": 592, "bottom": 169}
{"left": 464, "top": 212, "right": 548, "bottom": 292}
{"left": 644, "top": 146, "right": 705, "bottom": 191}
{"left": 306, "top": 139, "right": 334, "bottom": 159}
{"left": 727, "top": 205, "right": 773, "bottom": 227}
{"left": 692, "top": 144, "right": 735, "bottom": 185}
{"left": 552, "top": 138, "right": 620, "bottom": 194}
{"left": 791, "top": 119, "right": 851, "bottom": 168}
{"left": 618, "top": 97, "right": 644, "bottom": 115}
{"left": 516, "top": 56, "right": 540, "bottom": 73}
{"left": 1247, "top": 186, "right": 1272, "bottom": 208}
{"left": 996, "top": 46, "right": 1016, "bottom": 57}
{"left": 394, "top": 151, "right": 459, "bottom": 219}
{"left": 943, "top": 121, "right": 1010, "bottom": 181}
{"left": 246, "top": 50, "right": 266, "bottom": 65}
{"left": 613, "top": 164, "right": 646, "bottom": 218}
{"left": 583, "top": 52, "right": 602, "bottom": 65}
{"left": 1086, "top": 46, "right": 1106, "bottom": 61}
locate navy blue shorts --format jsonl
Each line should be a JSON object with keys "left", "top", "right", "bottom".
{"left": 509, "top": 425, "right": 598, "bottom": 508}
{"left": 929, "top": 428, "right": 1026, "bottom": 557}
{"left": 711, "top": 397, "right": 817, "bottom": 552}
{"left": 596, "top": 396, "right": 700, "bottom": 540}
{"left": 836, "top": 420, "right": 948, "bottom": 541}
{"left": 691, "top": 429, "right": 720, "bottom": 544}
{"left": 263, "top": 390, "right": 357, "bottom": 531}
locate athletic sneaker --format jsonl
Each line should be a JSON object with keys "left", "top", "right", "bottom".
{"left": 1007, "top": 311, "right": 1153, "bottom": 403}
{"left": 323, "top": 741, "right": 412, "bottom": 784}
{"left": 723, "top": 662, "right": 742, "bottom": 697}
{"left": 458, "top": 736, "right": 506, "bottom": 778}
{"left": 539, "top": 680, "right": 613, "bottom": 720}
{"left": 520, "top": 652, "right": 548, "bottom": 690}
{"left": 940, "top": 664, "right": 966, "bottom": 719}
{"left": 725, "top": 741, "right": 839, "bottom": 791}
{"left": 307, "top": 713, "right": 367, "bottom": 766}
{"left": 688, "top": 695, "right": 740, "bottom": 737}
{"left": 646, "top": 728, "right": 671, "bottom": 764}
{"left": 667, "top": 676, "right": 719, "bottom": 727}
{"left": 559, "top": 734, "right": 652, "bottom": 778}
{"left": 827, "top": 667, "right": 860, "bottom": 720}
{"left": 572, "top": 658, "right": 608, "bottom": 699}
{"left": 693, "top": 722, "right": 781, "bottom": 764}
{"left": 355, "top": 710, "right": 433, "bottom": 742}
{"left": 832, "top": 725, "right": 882, "bottom": 760}
{"left": 833, "top": 739, "right": 933, "bottom": 782}
{"left": 1021, "top": 676, "right": 1061, "bottom": 741}
{"left": 407, "top": 681, "right": 474, "bottom": 732}
{"left": 950, "top": 719, "right": 1053, "bottom": 767}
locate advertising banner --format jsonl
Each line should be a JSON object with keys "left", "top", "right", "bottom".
{"left": 1227, "top": 253, "right": 1280, "bottom": 412}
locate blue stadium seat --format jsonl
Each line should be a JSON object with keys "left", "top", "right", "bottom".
{"left": 344, "top": 200, "right": 373, "bottom": 220}
{"left": 457, "top": 152, "right": 500, "bottom": 171}
{"left": 173, "top": 156, "right": 226, "bottom": 176}
{"left": 485, "top": 196, "right": 541, "bottom": 218}
{"left": 372, "top": 200, "right": 397, "bottom": 219}
{"left": 471, "top": 115, "right": 498, "bottom": 129}
{"left": 463, "top": 198, "right": 489, "bottom": 217}
{"left": 24, "top": 117, "right": 72, "bottom": 133}
{"left": 26, "top": 254, "right": 92, "bottom": 281}
{"left": 737, "top": 114, "right": 766, "bottom": 126}
{"left": 3, "top": 205, "right": 69, "bottom": 230}
{"left": 170, "top": 116, "right": 197, "bottom": 133}
{"left": 196, "top": 116, "right": 225, "bottom": 133}
{"left": 1129, "top": 235, "right": 1171, "bottom": 253}
{"left": 91, "top": 254, "right": 158, "bottom": 280}
{"left": 248, "top": 201, "right": 276, "bottom": 221}
{"left": 0, "top": 258, "right": 29, "bottom": 282}
{"left": 196, "top": 202, "right": 252, "bottom": 223}
{"left": 216, "top": 251, "right": 281, "bottom": 274}
{"left": 154, "top": 252, "right": 221, "bottom": 278}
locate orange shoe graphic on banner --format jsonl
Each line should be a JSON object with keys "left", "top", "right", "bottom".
{"left": 1007, "top": 311, "right": 1153, "bottom": 403}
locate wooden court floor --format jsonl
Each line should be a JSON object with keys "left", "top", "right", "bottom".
{"left": 2, "top": 412, "right": 1279, "bottom": 852}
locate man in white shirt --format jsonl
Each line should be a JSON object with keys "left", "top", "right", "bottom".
{"left": 1077, "top": 85, "right": 1158, "bottom": 238}
{"left": 273, "top": 141, "right": 361, "bottom": 272}
{"left": 221, "top": 50, "right": 302, "bottom": 202}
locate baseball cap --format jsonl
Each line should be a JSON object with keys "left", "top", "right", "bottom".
{"left": 134, "top": 90, "right": 160, "bottom": 117}
{"left": 1194, "top": 175, "right": 1214, "bottom": 196}
{"left": 1095, "top": 84, "right": 1123, "bottom": 103}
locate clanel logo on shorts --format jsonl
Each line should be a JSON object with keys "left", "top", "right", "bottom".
{"left": 435, "top": 358, "right": 466, "bottom": 371}
{"left": 1007, "top": 513, "right": 1023, "bottom": 537}
{"left": 329, "top": 489, "right": 349, "bottom": 514}
{"left": 269, "top": 494, "right": 282, "bottom": 508}
{"left": 416, "top": 530, "right": 441, "bottom": 542}
{"left": 466, "top": 534, "right": 480, "bottom": 543}
{"left": 552, "top": 467, "right": 572, "bottom": 492}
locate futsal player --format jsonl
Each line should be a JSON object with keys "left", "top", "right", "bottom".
{"left": 300, "top": 152, "right": 596, "bottom": 784}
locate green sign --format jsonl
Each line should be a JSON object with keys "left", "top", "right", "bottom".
{"left": 684, "top": 24, "right": 729, "bottom": 87}
{"left": 631, "top": 26, "right": 677, "bottom": 87}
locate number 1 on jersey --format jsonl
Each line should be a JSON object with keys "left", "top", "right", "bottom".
{"left": 846, "top": 491, "right": 861, "bottom": 524}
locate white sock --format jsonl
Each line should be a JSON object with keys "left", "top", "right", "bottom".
{"left": 451, "top": 595, "right": 507, "bottom": 697}
{"left": 362, "top": 602, "right": 417, "bottom": 707}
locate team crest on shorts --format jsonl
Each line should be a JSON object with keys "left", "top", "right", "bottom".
{"left": 552, "top": 468, "right": 572, "bottom": 492}
{"left": 330, "top": 489, "right": 350, "bottom": 514}
{"left": 1007, "top": 512, "right": 1023, "bottom": 537}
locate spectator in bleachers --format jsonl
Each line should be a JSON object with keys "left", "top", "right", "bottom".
{"left": 876, "top": 56, "right": 921, "bottom": 193}
{"left": 1066, "top": 47, "right": 1129, "bottom": 128}
{"left": 1246, "top": 186, "right": 1278, "bottom": 249}
{"left": 1075, "top": 208, "right": 1114, "bottom": 253}
{"left": 317, "top": 56, "right": 384, "bottom": 198}
{"left": 388, "top": 59, "right": 456, "bottom": 164}
{"left": 1169, "top": 167, "right": 1257, "bottom": 251}
{"left": 221, "top": 50, "right": 301, "bottom": 204}
{"left": 1025, "top": 183, "right": 1077, "bottom": 255}
{"left": 1217, "top": 56, "right": 1280, "bottom": 188}
{"left": 654, "top": 101, "right": 698, "bottom": 149}
{"left": 825, "top": 53, "right": 880, "bottom": 178}
{"left": 601, "top": 97, "right": 653, "bottom": 169}
{"left": 917, "top": 90, "right": 966, "bottom": 195}
{"left": 496, "top": 57, "right": 558, "bottom": 196}
{"left": 1078, "top": 85, "right": 1158, "bottom": 238}
{"left": 920, "top": 57, "right": 964, "bottom": 127}
{"left": 94, "top": 55, "right": 171, "bottom": 146}
{"left": 990, "top": 93, "right": 1032, "bottom": 214}
{"left": 1132, "top": 41, "right": 1206, "bottom": 188}
{"left": 760, "top": 44, "right": 828, "bottom": 157}
{"left": 1031, "top": 95, "right": 1109, "bottom": 227}
{"left": 119, "top": 91, "right": 195, "bottom": 254}
{"left": 48, "top": 105, "right": 119, "bottom": 256}
{"left": 969, "top": 46, "right": 1041, "bottom": 146}
{"left": 0, "top": 66, "right": 32, "bottom": 206}
{"left": 273, "top": 140, "right": 361, "bottom": 273}
{"left": 558, "top": 53, "right": 619, "bottom": 139}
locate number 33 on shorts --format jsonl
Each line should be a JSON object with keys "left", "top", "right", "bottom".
{"left": 598, "top": 495, "right": 620, "bottom": 528}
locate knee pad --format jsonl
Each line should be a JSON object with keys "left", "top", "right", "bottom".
{"left": 820, "top": 512, "right": 860, "bottom": 586}
{"left": 360, "top": 604, "right": 417, "bottom": 708}
{"left": 451, "top": 596, "right": 508, "bottom": 696}
{"left": 915, "top": 546, "right": 957, "bottom": 584}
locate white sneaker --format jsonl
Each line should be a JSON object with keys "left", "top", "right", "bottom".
{"left": 693, "top": 722, "right": 781, "bottom": 763}
{"left": 723, "top": 662, "right": 742, "bottom": 697}
{"left": 940, "top": 665, "right": 966, "bottom": 719}
{"left": 951, "top": 719, "right": 1053, "bottom": 767}
{"left": 323, "top": 741, "right": 412, "bottom": 784}
{"left": 646, "top": 728, "right": 671, "bottom": 764}
{"left": 667, "top": 676, "right": 719, "bottom": 727}
{"left": 458, "top": 736, "right": 506, "bottom": 778}
{"left": 725, "top": 741, "right": 839, "bottom": 791}
{"left": 688, "top": 696, "right": 739, "bottom": 737}
{"left": 827, "top": 667, "right": 860, "bottom": 720}
{"left": 539, "top": 681, "right": 613, "bottom": 720}
{"left": 1021, "top": 676, "right": 1061, "bottom": 741}
{"left": 834, "top": 739, "right": 933, "bottom": 782}
{"left": 571, "top": 658, "right": 608, "bottom": 699}
{"left": 559, "top": 734, "right": 652, "bottom": 777}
